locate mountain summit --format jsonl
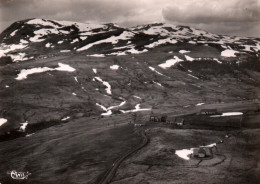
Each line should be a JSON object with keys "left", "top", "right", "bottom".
{"left": 0, "top": 18, "right": 259, "bottom": 62}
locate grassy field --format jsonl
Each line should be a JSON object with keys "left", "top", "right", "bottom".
{"left": 1, "top": 110, "right": 259, "bottom": 184}
{"left": 0, "top": 114, "right": 142, "bottom": 184}
{"left": 111, "top": 127, "right": 260, "bottom": 184}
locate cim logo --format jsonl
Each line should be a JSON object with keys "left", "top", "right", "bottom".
{"left": 7, "top": 170, "right": 31, "bottom": 180}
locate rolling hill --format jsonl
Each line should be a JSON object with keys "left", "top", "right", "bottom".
{"left": 0, "top": 18, "right": 259, "bottom": 136}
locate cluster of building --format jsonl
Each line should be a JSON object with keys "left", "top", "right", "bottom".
{"left": 149, "top": 109, "right": 222, "bottom": 126}
{"left": 134, "top": 107, "right": 245, "bottom": 129}
{"left": 149, "top": 114, "right": 184, "bottom": 126}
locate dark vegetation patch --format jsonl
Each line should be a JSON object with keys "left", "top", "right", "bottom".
{"left": 0, "top": 119, "right": 66, "bottom": 142}
{"left": 0, "top": 56, "right": 13, "bottom": 65}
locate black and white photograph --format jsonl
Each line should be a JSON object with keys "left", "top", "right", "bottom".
{"left": 0, "top": 0, "right": 260, "bottom": 183}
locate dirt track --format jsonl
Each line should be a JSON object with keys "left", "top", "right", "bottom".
{"left": 99, "top": 130, "right": 149, "bottom": 184}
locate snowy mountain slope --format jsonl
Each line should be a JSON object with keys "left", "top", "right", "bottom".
{"left": 0, "top": 18, "right": 259, "bottom": 63}
{"left": 0, "top": 18, "right": 259, "bottom": 139}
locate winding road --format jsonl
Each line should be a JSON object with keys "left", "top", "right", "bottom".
{"left": 98, "top": 130, "right": 149, "bottom": 184}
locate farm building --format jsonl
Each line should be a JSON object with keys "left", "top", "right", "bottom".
{"left": 166, "top": 117, "right": 184, "bottom": 125}
{"left": 192, "top": 147, "right": 212, "bottom": 158}
{"left": 198, "top": 109, "right": 219, "bottom": 115}
{"left": 150, "top": 114, "right": 167, "bottom": 122}
{"left": 175, "top": 118, "right": 184, "bottom": 126}
{"left": 134, "top": 123, "right": 145, "bottom": 127}
{"left": 166, "top": 117, "right": 175, "bottom": 124}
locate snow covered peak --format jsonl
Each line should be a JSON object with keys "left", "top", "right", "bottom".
{"left": 0, "top": 18, "right": 259, "bottom": 63}
{"left": 26, "top": 18, "right": 109, "bottom": 31}
{"left": 129, "top": 23, "right": 220, "bottom": 40}
{"left": 26, "top": 18, "right": 59, "bottom": 28}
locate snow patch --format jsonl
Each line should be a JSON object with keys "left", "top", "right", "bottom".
{"left": 175, "top": 149, "right": 193, "bottom": 160}
{"left": 110, "top": 65, "right": 119, "bottom": 70}
{"left": 184, "top": 55, "right": 194, "bottom": 61}
{"left": 20, "top": 121, "right": 28, "bottom": 132}
{"left": 187, "top": 74, "right": 199, "bottom": 79}
{"left": 29, "top": 34, "right": 45, "bottom": 42}
{"left": 204, "top": 143, "right": 217, "bottom": 147}
{"left": 20, "top": 39, "right": 29, "bottom": 44}
{"left": 45, "top": 43, "right": 51, "bottom": 48}
{"left": 71, "top": 38, "right": 79, "bottom": 44}
{"left": 221, "top": 49, "right": 238, "bottom": 57}
{"left": 96, "top": 103, "right": 108, "bottom": 111}
{"left": 213, "top": 58, "right": 222, "bottom": 64}
{"left": 148, "top": 66, "right": 164, "bottom": 76}
{"left": 16, "top": 67, "right": 54, "bottom": 80}
{"left": 101, "top": 110, "right": 112, "bottom": 116}
{"left": 159, "top": 56, "right": 183, "bottom": 69}
{"left": 87, "top": 54, "right": 105, "bottom": 57}
{"left": 26, "top": 133, "right": 35, "bottom": 137}
{"left": 0, "top": 44, "right": 27, "bottom": 59}
{"left": 94, "top": 77, "right": 112, "bottom": 95}
{"left": 9, "top": 53, "right": 28, "bottom": 62}
{"left": 74, "top": 77, "right": 78, "bottom": 83}
{"left": 61, "top": 116, "right": 70, "bottom": 121}
{"left": 33, "top": 28, "right": 59, "bottom": 35}
{"left": 243, "top": 45, "right": 252, "bottom": 52}
{"left": 108, "top": 47, "right": 148, "bottom": 56}
{"left": 54, "top": 20, "right": 108, "bottom": 32}
{"left": 15, "top": 63, "right": 75, "bottom": 80}
{"left": 120, "top": 104, "right": 151, "bottom": 113}
{"left": 107, "top": 101, "right": 126, "bottom": 110}
{"left": 145, "top": 38, "right": 177, "bottom": 48}
{"left": 211, "top": 112, "right": 243, "bottom": 117}
{"left": 55, "top": 63, "right": 76, "bottom": 72}
{"left": 10, "top": 30, "right": 18, "bottom": 36}
{"left": 80, "top": 36, "right": 88, "bottom": 40}
{"left": 59, "top": 30, "right": 70, "bottom": 34}
{"left": 0, "top": 118, "right": 7, "bottom": 127}
{"left": 153, "top": 81, "right": 163, "bottom": 87}
{"left": 77, "top": 31, "right": 134, "bottom": 51}
{"left": 96, "top": 100, "right": 126, "bottom": 116}
{"left": 127, "top": 48, "right": 148, "bottom": 54}
{"left": 27, "top": 18, "right": 58, "bottom": 27}
{"left": 179, "top": 50, "right": 190, "bottom": 54}
{"left": 188, "top": 41, "right": 196, "bottom": 44}
{"left": 60, "top": 50, "right": 71, "bottom": 53}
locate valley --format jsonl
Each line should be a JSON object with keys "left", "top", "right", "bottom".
{"left": 0, "top": 18, "right": 259, "bottom": 184}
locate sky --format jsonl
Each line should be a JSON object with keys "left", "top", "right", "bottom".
{"left": 0, "top": 0, "right": 260, "bottom": 37}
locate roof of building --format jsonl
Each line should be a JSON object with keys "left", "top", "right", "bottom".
{"left": 193, "top": 148, "right": 199, "bottom": 155}
{"left": 175, "top": 118, "right": 184, "bottom": 123}
{"left": 200, "top": 109, "right": 218, "bottom": 112}
{"left": 198, "top": 147, "right": 206, "bottom": 154}
{"left": 150, "top": 114, "right": 167, "bottom": 117}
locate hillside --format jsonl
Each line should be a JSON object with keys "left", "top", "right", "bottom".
{"left": 0, "top": 18, "right": 259, "bottom": 184}
{"left": 0, "top": 18, "right": 259, "bottom": 134}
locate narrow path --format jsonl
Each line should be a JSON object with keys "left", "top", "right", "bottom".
{"left": 98, "top": 130, "right": 149, "bottom": 184}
